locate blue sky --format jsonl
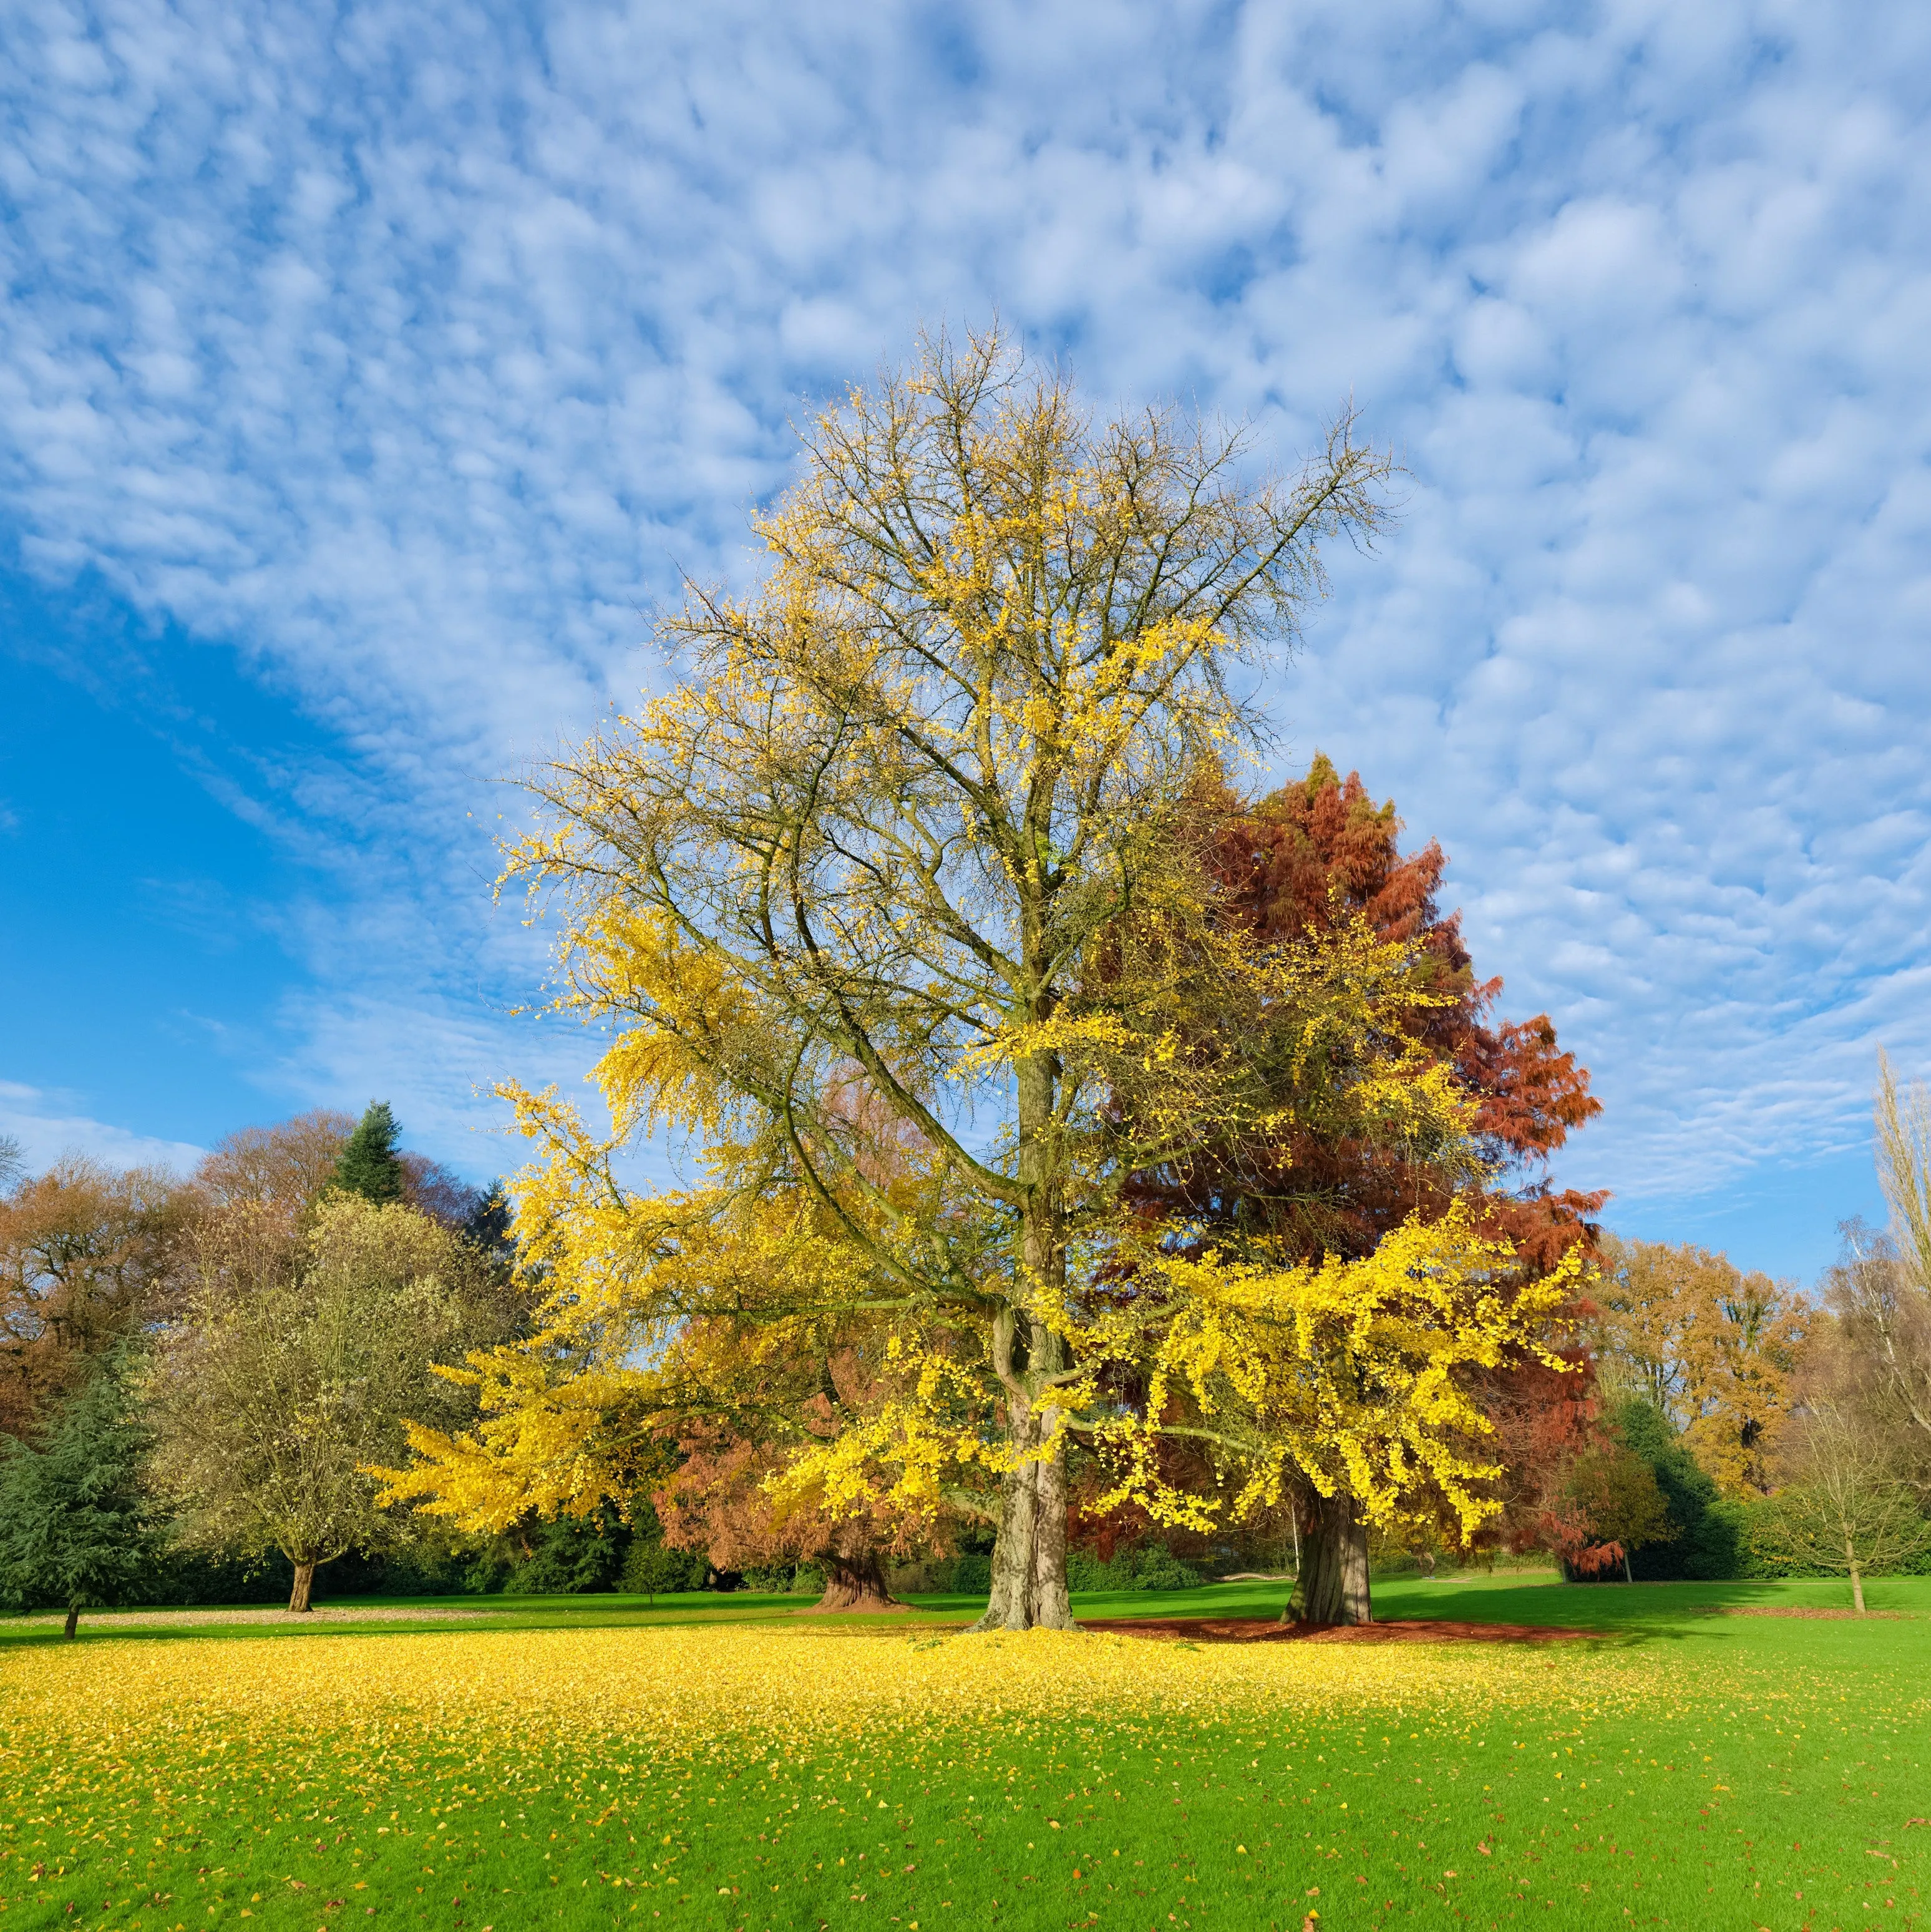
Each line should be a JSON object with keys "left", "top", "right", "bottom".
{"left": 2, "top": 0, "right": 1927, "bottom": 1281}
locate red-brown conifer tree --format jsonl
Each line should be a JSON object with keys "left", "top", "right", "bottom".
{"left": 1114, "top": 757, "right": 1607, "bottom": 1618}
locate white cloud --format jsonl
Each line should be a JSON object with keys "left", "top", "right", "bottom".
{"left": 2, "top": 0, "right": 1929, "bottom": 1236}
{"left": 0, "top": 1081, "right": 205, "bottom": 1176}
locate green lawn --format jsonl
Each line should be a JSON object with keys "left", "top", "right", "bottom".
{"left": 2, "top": 1573, "right": 1926, "bottom": 1931}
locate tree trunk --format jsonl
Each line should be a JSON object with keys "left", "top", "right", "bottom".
{"left": 1846, "top": 1529, "right": 1866, "bottom": 1616}
{"left": 971, "top": 1307, "right": 1076, "bottom": 1632}
{"left": 1623, "top": 1548, "right": 1633, "bottom": 1584}
{"left": 1286, "top": 1494, "right": 1371, "bottom": 1627}
{"left": 974, "top": 1407, "right": 1076, "bottom": 1631}
{"left": 966, "top": 1029, "right": 1077, "bottom": 1636}
{"left": 63, "top": 1606, "right": 79, "bottom": 1640}
{"left": 288, "top": 1561, "right": 318, "bottom": 1614}
{"left": 808, "top": 1550, "right": 903, "bottom": 1614}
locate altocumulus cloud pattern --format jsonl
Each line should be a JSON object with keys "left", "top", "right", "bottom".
{"left": 1, "top": 0, "right": 1927, "bottom": 1269}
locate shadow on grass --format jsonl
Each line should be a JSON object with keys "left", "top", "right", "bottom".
{"left": 1, "top": 1574, "right": 1917, "bottom": 1652}
{"left": 0, "top": 1589, "right": 988, "bottom": 1651}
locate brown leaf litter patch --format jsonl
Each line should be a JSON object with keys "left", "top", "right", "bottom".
{"left": 1081, "top": 1615, "right": 1595, "bottom": 1645}
{"left": 1706, "top": 1606, "right": 1908, "bottom": 1621}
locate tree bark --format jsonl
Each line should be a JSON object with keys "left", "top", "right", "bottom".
{"left": 1285, "top": 1494, "right": 1371, "bottom": 1627}
{"left": 973, "top": 1404, "right": 1076, "bottom": 1631}
{"left": 63, "top": 1606, "right": 79, "bottom": 1641}
{"left": 963, "top": 1013, "right": 1078, "bottom": 1635}
{"left": 1846, "top": 1529, "right": 1866, "bottom": 1616}
{"left": 971, "top": 1306, "right": 1076, "bottom": 1632}
{"left": 808, "top": 1550, "right": 903, "bottom": 1614}
{"left": 968, "top": 1022, "right": 1079, "bottom": 1637}
{"left": 288, "top": 1561, "right": 318, "bottom": 1614}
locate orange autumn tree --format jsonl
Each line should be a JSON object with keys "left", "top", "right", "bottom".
{"left": 652, "top": 1327, "right": 945, "bottom": 1612}
{"left": 644, "top": 1100, "right": 983, "bottom": 1608}
{"left": 1592, "top": 1235, "right": 1806, "bottom": 1495}
{"left": 376, "top": 1174, "right": 965, "bottom": 1608}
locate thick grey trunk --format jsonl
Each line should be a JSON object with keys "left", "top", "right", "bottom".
{"left": 288, "top": 1561, "right": 317, "bottom": 1614}
{"left": 1285, "top": 1494, "right": 1371, "bottom": 1626}
{"left": 970, "top": 1027, "right": 1077, "bottom": 1633}
{"left": 972, "top": 1395, "right": 1076, "bottom": 1631}
{"left": 970, "top": 1302, "right": 1076, "bottom": 1632}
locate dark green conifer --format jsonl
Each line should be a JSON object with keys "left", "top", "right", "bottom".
{"left": 331, "top": 1101, "right": 405, "bottom": 1204}
{"left": 0, "top": 1351, "right": 159, "bottom": 1637}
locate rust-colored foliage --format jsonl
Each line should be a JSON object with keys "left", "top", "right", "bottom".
{"left": 0, "top": 1159, "right": 192, "bottom": 1440}
{"left": 1107, "top": 757, "right": 1608, "bottom": 1562}
{"left": 653, "top": 1344, "right": 939, "bottom": 1609}
{"left": 1167, "top": 754, "right": 1602, "bottom": 1261}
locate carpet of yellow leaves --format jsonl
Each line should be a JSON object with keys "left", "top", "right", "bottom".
{"left": 5, "top": 1622, "right": 1685, "bottom": 1761}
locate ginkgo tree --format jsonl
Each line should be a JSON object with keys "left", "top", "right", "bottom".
{"left": 378, "top": 1168, "right": 961, "bottom": 1609}
{"left": 391, "top": 328, "right": 1578, "bottom": 1629}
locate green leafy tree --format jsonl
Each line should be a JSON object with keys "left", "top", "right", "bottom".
{"left": 331, "top": 1103, "right": 405, "bottom": 1205}
{"left": 0, "top": 1351, "right": 160, "bottom": 1637}
{"left": 1611, "top": 1397, "right": 1745, "bottom": 1579}
{"left": 620, "top": 1536, "right": 699, "bottom": 1606}
{"left": 141, "top": 1195, "right": 510, "bottom": 1611}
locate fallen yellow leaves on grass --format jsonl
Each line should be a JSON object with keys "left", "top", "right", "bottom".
{"left": 6, "top": 1621, "right": 1691, "bottom": 1761}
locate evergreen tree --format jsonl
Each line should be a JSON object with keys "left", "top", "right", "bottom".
{"left": 331, "top": 1102, "right": 404, "bottom": 1204}
{"left": 1613, "top": 1397, "right": 1745, "bottom": 1579}
{"left": 0, "top": 1351, "right": 159, "bottom": 1637}
{"left": 462, "top": 1181, "right": 515, "bottom": 1264}
{"left": 505, "top": 1501, "right": 630, "bottom": 1595}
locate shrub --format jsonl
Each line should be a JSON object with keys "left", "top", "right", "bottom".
{"left": 1066, "top": 1545, "right": 1202, "bottom": 1593}
{"left": 621, "top": 1540, "right": 708, "bottom": 1599}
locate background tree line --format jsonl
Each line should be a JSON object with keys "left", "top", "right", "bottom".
{"left": 1525, "top": 1056, "right": 1931, "bottom": 1603}
{"left": 0, "top": 1105, "right": 573, "bottom": 1630}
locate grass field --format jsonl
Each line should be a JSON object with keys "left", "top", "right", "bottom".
{"left": 3, "top": 1572, "right": 1927, "bottom": 1932}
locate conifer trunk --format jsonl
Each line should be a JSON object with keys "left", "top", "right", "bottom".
{"left": 810, "top": 1551, "right": 901, "bottom": 1613}
{"left": 1286, "top": 1494, "right": 1371, "bottom": 1627}
{"left": 63, "top": 1606, "right": 79, "bottom": 1640}
{"left": 288, "top": 1561, "right": 317, "bottom": 1614}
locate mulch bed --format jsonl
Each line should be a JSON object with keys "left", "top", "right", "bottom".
{"left": 1080, "top": 1616, "right": 1595, "bottom": 1645}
